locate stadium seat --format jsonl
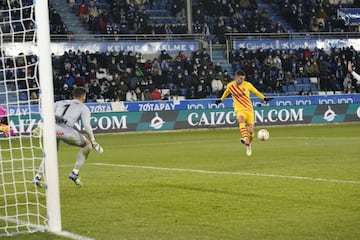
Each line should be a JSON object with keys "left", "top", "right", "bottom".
{"left": 302, "top": 78, "right": 310, "bottom": 84}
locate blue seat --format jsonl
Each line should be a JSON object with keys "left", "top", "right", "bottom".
{"left": 310, "top": 85, "right": 318, "bottom": 91}
{"left": 295, "top": 85, "right": 303, "bottom": 92}
{"left": 287, "top": 85, "right": 295, "bottom": 92}
{"left": 302, "top": 85, "right": 311, "bottom": 91}
{"left": 302, "top": 78, "right": 310, "bottom": 84}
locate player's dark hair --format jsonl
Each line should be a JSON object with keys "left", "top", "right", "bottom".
{"left": 72, "top": 87, "right": 87, "bottom": 99}
{"left": 236, "top": 70, "right": 246, "bottom": 76}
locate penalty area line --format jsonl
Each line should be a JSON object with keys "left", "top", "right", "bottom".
{"left": 91, "top": 163, "right": 360, "bottom": 185}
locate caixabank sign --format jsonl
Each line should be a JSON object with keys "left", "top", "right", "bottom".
{"left": 8, "top": 104, "right": 360, "bottom": 134}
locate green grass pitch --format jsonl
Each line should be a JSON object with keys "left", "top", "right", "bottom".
{"left": 6, "top": 123, "right": 360, "bottom": 239}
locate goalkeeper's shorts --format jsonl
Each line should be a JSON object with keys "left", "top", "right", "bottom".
{"left": 234, "top": 109, "right": 255, "bottom": 125}
{"left": 56, "top": 124, "right": 87, "bottom": 146}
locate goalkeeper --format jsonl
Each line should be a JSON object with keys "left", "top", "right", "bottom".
{"left": 215, "top": 70, "right": 272, "bottom": 156}
{"left": 34, "top": 87, "right": 103, "bottom": 187}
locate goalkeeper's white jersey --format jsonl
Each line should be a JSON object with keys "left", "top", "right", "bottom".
{"left": 54, "top": 99, "right": 95, "bottom": 142}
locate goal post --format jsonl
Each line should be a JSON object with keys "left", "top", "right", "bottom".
{"left": 0, "top": 0, "right": 61, "bottom": 236}
{"left": 35, "top": 0, "right": 62, "bottom": 233}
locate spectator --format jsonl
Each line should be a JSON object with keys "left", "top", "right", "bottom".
{"left": 343, "top": 73, "right": 354, "bottom": 93}
{"left": 211, "top": 76, "right": 223, "bottom": 95}
{"left": 63, "top": 72, "right": 75, "bottom": 90}
{"left": 77, "top": 4, "right": 89, "bottom": 22}
{"left": 118, "top": 81, "right": 129, "bottom": 101}
{"left": 106, "top": 81, "right": 118, "bottom": 101}
{"left": 126, "top": 89, "right": 137, "bottom": 101}
{"left": 151, "top": 88, "right": 162, "bottom": 100}
{"left": 88, "top": 80, "right": 102, "bottom": 100}
{"left": 159, "top": 50, "right": 172, "bottom": 61}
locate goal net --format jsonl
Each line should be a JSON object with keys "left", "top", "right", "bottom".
{"left": 0, "top": 0, "right": 61, "bottom": 236}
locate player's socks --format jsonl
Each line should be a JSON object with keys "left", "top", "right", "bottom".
{"left": 239, "top": 123, "right": 249, "bottom": 144}
{"left": 248, "top": 132, "right": 255, "bottom": 144}
{"left": 74, "top": 144, "right": 91, "bottom": 171}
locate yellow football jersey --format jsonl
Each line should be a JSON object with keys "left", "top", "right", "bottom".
{"left": 220, "top": 80, "right": 265, "bottom": 111}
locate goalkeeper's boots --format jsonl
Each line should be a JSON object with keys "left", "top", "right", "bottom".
{"left": 69, "top": 172, "right": 83, "bottom": 187}
{"left": 33, "top": 176, "right": 47, "bottom": 188}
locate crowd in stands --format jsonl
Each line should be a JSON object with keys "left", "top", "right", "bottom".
{"left": 1, "top": 46, "right": 360, "bottom": 104}
{"left": 71, "top": 0, "right": 357, "bottom": 43}
{"left": 0, "top": 52, "right": 39, "bottom": 101}
{"left": 52, "top": 48, "right": 232, "bottom": 102}
{"left": 50, "top": 45, "right": 360, "bottom": 103}
{"left": 272, "top": 0, "right": 357, "bottom": 32}
{"left": 0, "top": 1, "right": 69, "bottom": 38}
{"left": 72, "top": 0, "right": 286, "bottom": 43}
{"left": 0, "top": 0, "right": 34, "bottom": 34}
{"left": 229, "top": 46, "right": 360, "bottom": 94}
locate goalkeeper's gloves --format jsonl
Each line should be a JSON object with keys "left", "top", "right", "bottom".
{"left": 263, "top": 97, "right": 274, "bottom": 103}
{"left": 215, "top": 99, "right": 222, "bottom": 105}
{"left": 91, "top": 141, "right": 104, "bottom": 154}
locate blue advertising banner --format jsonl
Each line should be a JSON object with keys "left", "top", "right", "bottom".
{"left": 233, "top": 38, "right": 360, "bottom": 51}
{"left": 4, "top": 41, "right": 200, "bottom": 56}
{"left": 123, "top": 94, "right": 360, "bottom": 112}
{"left": 7, "top": 104, "right": 360, "bottom": 134}
{"left": 338, "top": 8, "right": 360, "bottom": 25}
{"left": 6, "top": 94, "right": 360, "bottom": 115}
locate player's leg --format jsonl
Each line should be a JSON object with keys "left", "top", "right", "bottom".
{"left": 58, "top": 126, "right": 91, "bottom": 187}
{"left": 246, "top": 111, "right": 255, "bottom": 144}
{"left": 33, "top": 129, "right": 62, "bottom": 187}
{"left": 244, "top": 111, "right": 255, "bottom": 156}
{"left": 236, "top": 110, "right": 249, "bottom": 144}
{"left": 68, "top": 134, "right": 91, "bottom": 187}
{"left": 72, "top": 138, "right": 92, "bottom": 176}
{"left": 33, "top": 158, "right": 46, "bottom": 187}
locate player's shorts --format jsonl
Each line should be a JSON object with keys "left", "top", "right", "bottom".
{"left": 55, "top": 124, "right": 86, "bottom": 146}
{"left": 234, "top": 108, "right": 255, "bottom": 125}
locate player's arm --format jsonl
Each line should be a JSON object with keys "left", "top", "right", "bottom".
{"left": 81, "top": 108, "right": 103, "bottom": 153}
{"left": 348, "top": 61, "right": 360, "bottom": 83}
{"left": 215, "top": 83, "right": 231, "bottom": 105}
{"left": 81, "top": 109, "right": 95, "bottom": 143}
{"left": 249, "top": 83, "right": 273, "bottom": 103}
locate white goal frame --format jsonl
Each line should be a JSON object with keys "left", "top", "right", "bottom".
{"left": 35, "top": 0, "right": 62, "bottom": 233}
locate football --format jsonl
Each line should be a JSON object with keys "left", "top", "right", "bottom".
{"left": 257, "top": 129, "right": 270, "bottom": 141}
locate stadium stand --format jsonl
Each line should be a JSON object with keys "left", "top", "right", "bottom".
{"left": 0, "top": 1, "right": 69, "bottom": 39}
{"left": 51, "top": 48, "right": 229, "bottom": 102}
{"left": 47, "top": 45, "right": 360, "bottom": 102}
{"left": 229, "top": 46, "right": 360, "bottom": 95}
{"left": 1, "top": 0, "right": 359, "bottom": 103}
{"left": 66, "top": 0, "right": 286, "bottom": 41}
{"left": 272, "top": 0, "right": 357, "bottom": 32}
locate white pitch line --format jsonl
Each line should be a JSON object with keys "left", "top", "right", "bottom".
{"left": 94, "top": 137, "right": 359, "bottom": 148}
{"left": 55, "top": 231, "right": 95, "bottom": 240}
{"left": 92, "top": 163, "right": 360, "bottom": 185}
{"left": 0, "top": 216, "right": 94, "bottom": 240}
